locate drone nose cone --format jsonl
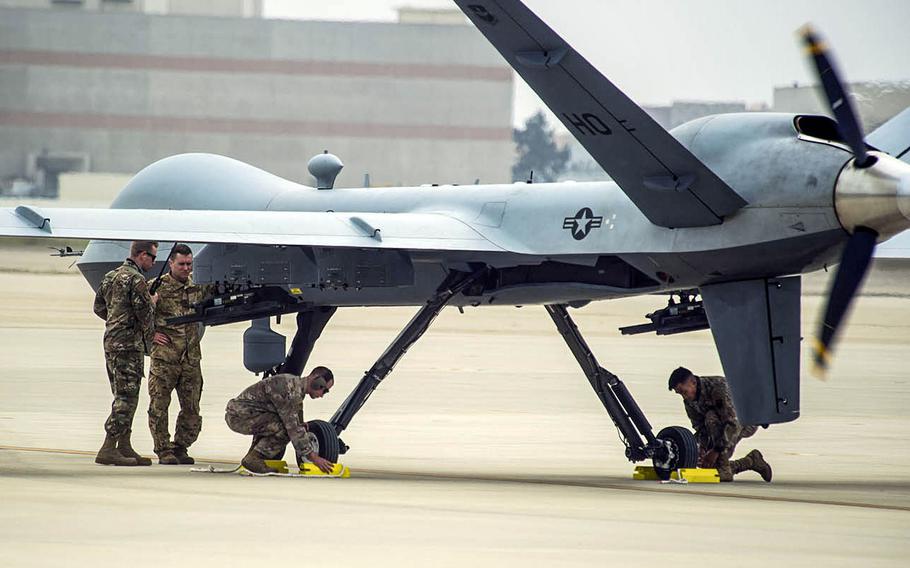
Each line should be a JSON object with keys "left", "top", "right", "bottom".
{"left": 899, "top": 168, "right": 910, "bottom": 222}
{"left": 834, "top": 152, "right": 910, "bottom": 239}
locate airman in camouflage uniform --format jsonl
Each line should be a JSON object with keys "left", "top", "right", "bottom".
{"left": 668, "top": 367, "right": 772, "bottom": 482}
{"left": 225, "top": 367, "right": 336, "bottom": 474}
{"left": 92, "top": 241, "right": 159, "bottom": 466}
{"left": 147, "top": 244, "right": 214, "bottom": 465}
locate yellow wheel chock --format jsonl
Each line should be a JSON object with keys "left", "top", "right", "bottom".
{"left": 633, "top": 466, "right": 719, "bottom": 483}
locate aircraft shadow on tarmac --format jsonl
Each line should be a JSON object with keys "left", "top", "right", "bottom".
{"left": 3, "top": 447, "right": 909, "bottom": 513}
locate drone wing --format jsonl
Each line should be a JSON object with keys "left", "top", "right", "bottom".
{"left": 456, "top": 0, "right": 747, "bottom": 228}
{"left": 0, "top": 206, "right": 505, "bottom": 253}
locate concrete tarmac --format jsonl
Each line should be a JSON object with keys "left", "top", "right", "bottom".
{"left": 1, "top": 266, "right": 908, "bottom": 567}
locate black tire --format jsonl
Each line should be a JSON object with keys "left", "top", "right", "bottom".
{"left": 308, "top": 419, "right": 341, "bottom": 463}
{"left": 652, "top": 426, "right": 698, "bottom": 481}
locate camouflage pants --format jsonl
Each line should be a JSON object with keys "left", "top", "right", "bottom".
{"left": 148, "top": 357, "right": 203, "bottom": 454}
{"left": 224, "top": 401, "right": 315, "bottom": 461}
{"left": 104, "top": 350, "right": 144, "bottom": 438}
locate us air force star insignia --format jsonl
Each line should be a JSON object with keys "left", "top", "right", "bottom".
{"left": 563, "top": 207, "right": 604, "bottom": 240}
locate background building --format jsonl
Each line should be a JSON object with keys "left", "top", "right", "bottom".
{"left": 0, "top": 2, "right": 513, "bottom": 201}
{"left": 773, "top": 80, "right": 910, "bottom": 131}
{"left": 0, "top": 0, "right": 265, "bottom": 18}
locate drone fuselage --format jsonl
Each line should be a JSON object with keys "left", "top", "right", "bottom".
{"left": 77, "top": 112, "right": 855, "bottom": 308}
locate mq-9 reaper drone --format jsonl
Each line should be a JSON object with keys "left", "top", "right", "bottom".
{"left": 3, "top": 0, "right": 909, "bottom": 478}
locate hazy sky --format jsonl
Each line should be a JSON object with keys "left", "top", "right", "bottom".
{"left": 263, "top": 0, "right": 910, "bottom": 126}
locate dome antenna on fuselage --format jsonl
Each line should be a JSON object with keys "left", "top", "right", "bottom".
{"left": 308, "top": 151, "right": 344, "bottom": 190}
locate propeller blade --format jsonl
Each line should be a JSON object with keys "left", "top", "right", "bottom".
{"left": 800, "top": 25, "right": 872, "bottom": 167}
{"left": 812, "top": 227, "right": 878, "bottom": 376}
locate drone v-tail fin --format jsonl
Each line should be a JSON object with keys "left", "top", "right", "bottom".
{"left": 867, "top": 106, "right": 910, "bottom": 164}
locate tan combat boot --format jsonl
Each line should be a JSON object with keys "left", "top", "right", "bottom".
{"left": 157, "top": 450, "right": 180, "bottom": 465}
{"left": 722, "top": 454, "right": 752, "bottom": 482}
{"left": 241, "top": 448, "right": 278, "bottom": 474}
{"left": 172, "top": 445, "right": 195, "bottom": 465}
{"left": 746, "top": 449, "right": 773, "bottom": 482}
{"left": 95, "top": 434, "right": 139, "bottom": 466}
{"left": 117, "top": 430, "right": 152, "bottom": 466}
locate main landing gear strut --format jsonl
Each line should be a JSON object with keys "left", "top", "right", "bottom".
{"left": 316, "top": 269, "right": 696, "bottom": 479}
{"left": 327, "top": 268, "right": 486, "bottom": 451}
{"left": 545, "top": 304, "right": 697, "bottom": 479}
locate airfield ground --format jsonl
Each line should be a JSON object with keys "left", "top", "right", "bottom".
{"left": 1, "top": 245, "right": 908, "bottom": 566}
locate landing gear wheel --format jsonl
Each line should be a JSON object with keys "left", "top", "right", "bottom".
{"left": 308, "top": 420, "right": 341, "bottom": 463}
{"left": 652, "top": 426, "right": 698, "bottom": 481}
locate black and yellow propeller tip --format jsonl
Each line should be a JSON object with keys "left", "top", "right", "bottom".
{"left": 798, "top": 24, "right": 827, "bottom": 55}
{"left": 810, "top": 338, "right": 832, "bottom": 379}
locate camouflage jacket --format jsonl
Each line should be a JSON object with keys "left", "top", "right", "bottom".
{"left": 228, "top": 373, "right": 315, "bottom": 456}
{"left": 93, "top": 259, "right": 155, "bottom": 353}
{"left": 148, "top": 273, "right": 213, "bottom": 363}
{"left": 683, "top": 376, "right": 743, "bottom": 452}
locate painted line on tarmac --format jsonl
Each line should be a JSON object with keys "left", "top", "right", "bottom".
{"left": 3, "top": 445, "right": 907, "bottom": 513}
{"left": 0, "top": 444, "right": 238, "bottom": 462}
{"left": 359, "top": 468, "right": 910, "bottom": 513}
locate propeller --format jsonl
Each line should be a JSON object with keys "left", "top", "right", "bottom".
{"left": 800, "top": 25, "right": 880, "bottom": 376}
{"left": 811, "top": 228, "right": 876, "bottom": 373}
{"left": 800, "top": 25, "right": 873, "bottom": 168}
